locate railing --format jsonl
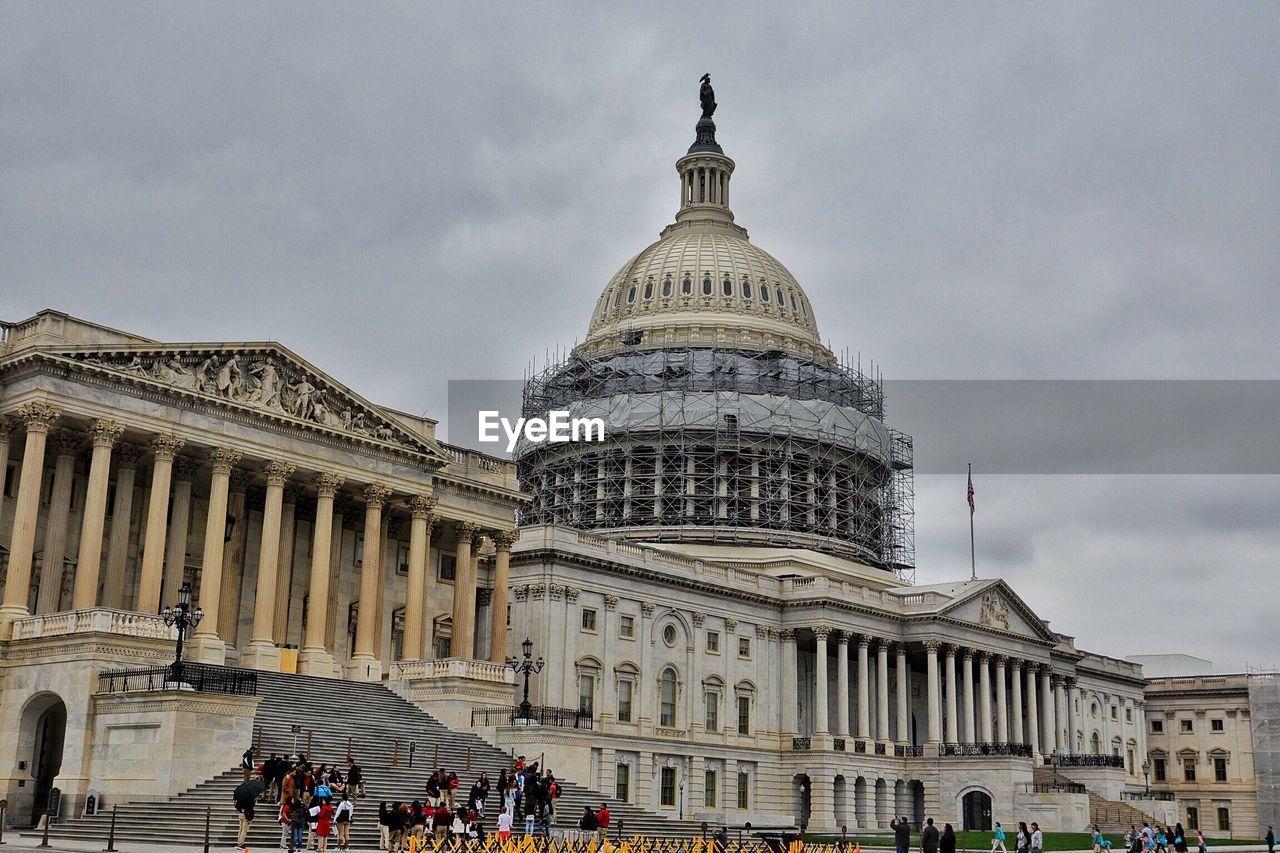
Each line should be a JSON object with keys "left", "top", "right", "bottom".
{"left": 940, "top": 742, "right": 1034, "bottom": 758}
{"left": 1121, "top": 791, "right": 1176, "bottom": 802}
{"left": 392, "top": 658, "right": 515, "bottom": 684}
{"left": 11, "top": 607, "right": 174, "bottom": 641}
{"left": 792, "top": 737, "right": 812, "bottom": 751}
{"left": 1051, "top": 753, "right": 1126, "bottom": 768}
{"left": 470, "top": 705, "right": 593, "bottom": 729}
{"left": 1023, "top": 782, "right": 1087, "bottom": 795}
{"left": 875, "top": 742, "right": 887, "bottom": 755}
{"left": 97, "top": 662, "right": 258, "bottom": 696}
{"left": 853, "top": 739, "right": 867, "bottom": 754}
{"left": 896, "top": 744, "right": 925, "bottom": 757}
{"left": 833, "top": 738, "right": 846, "bottom": 752}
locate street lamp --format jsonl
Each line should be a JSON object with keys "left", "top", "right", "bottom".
{"left": 1142, "top": 760, "right": 1151, "bottom": 796}
{"left": 1050, "top": 748, "right": 1062, "bottom": 791}
{"left": 160, "top": 581, "right": 203, "bottom": 685}
{"left": 506, "top": 637, "right": 544, "bottom": 722}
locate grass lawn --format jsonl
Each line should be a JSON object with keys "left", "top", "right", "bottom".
{"left": 800, "top": 832, "right": 1258, "bottom": 851}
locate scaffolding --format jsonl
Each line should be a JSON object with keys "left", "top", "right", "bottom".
{"left": 516, "top": 343, "right": 916, "bottom": 583}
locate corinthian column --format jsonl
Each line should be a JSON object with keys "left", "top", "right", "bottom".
{"left": 925, "top": 640, "right": 942, "bottom": 745}
{"left": 780, "top": 629, "right": 799, "bottom": 737}
{"left": 994, "top": 655, "right": 1009, "bottom": 743}
{"left": 835, "top": 632, "right": 851, "bottom": 738}
{"left": 72, "top": 419, "right": 125, "bottom": 609}
{"left": 1010, "top": 659, "right": 1025, "bottom": 743}
{"left": 895, "top": 644, "right": 909, "bottom": 745}
{"left": 449, "top": 521, "right": 479, "bottom": 658}
{"left": 348, "top": 483, "right": 392, "bottom": 680}
{"left": 979, "top": 652, "right": 994, "bottom": 742}
{"left": 877, "top": 640, "right": 891, "bottom": 745}
{"left": 298, "top": 473, "right": 343, "bottom": 675}
{"left": 1026, "top": 663, "right": 1041, "bottom": 756}
{"left": 961, "top": 649, "right": 975, "bottom": 743}
{"left": 856, "top": 635, "right": 871, "bottom": 739}
{"left": 35, "top": 430, "right": 80, "bottom": 613}
{"left": 271, "top": 486, "right": 298, "bottom": 645}
{"left": 102, "top": 443, "right": 145, "bottom": 609}
{"left": 136, "top": 433, "right": 186, "bottom": 613}
{"left": 1041, "top": 668, "right": 1055, "bottom": 756}
{"left": 242, "top": 461, "right": 296, "bottom": 671}
{"left": 945, "top": 645, "right": 959, "bottom": 744}
{"left": 488, "top": 529, "right": 516, "bottom": 663}
{"left": 401, "top": 495, "right": 437, "bottom": 661}
{"left": 189, "top": 448, "right": 240, "bottom": 663}
{"left": 813, "top": 626, "right": 831, "bottom": 736}
{"left": 160, "top": 456, "right": 198, "bottom": 607}
{"left": 0, "top": 402, "right": 62, "bottom": 636}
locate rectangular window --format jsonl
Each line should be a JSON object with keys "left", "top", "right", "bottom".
{"left": 660, "top": 767, "right": 676, "bottom": 807}
{"left": 1126, "top": 707, "right": 1133, "bottom": 723}
{"left": 615, "top": 763, "right": 630, "bottom": 802}
{"left": 506, "top": 604, "right": 511, "bottom": 627}
{"left": 737, "top": 695, "right": 751, "bottom": 735}
{"left": 1181, "top": 719, "right": 1194, "bottom": 733}
{"left": 1214, "top": 757, "right": 1227, "bottom": 782}
{"left": 619, "top": 615, "right": 635, "bottom": 638}
{"left": 704, "top": 770, "right": 717, "bottom": 808}
{"left": 1186, "top": 807, "right": 1199, "bottom": 830}
{"left": 1210, "top": 718, "right": 1224, "bottom": 732}
{"left": 1128, "top": 750, "right": 1136, "bottom": 774}
{"left": 1154, "top": 758, "right": 1167, "bottom": 782}
{"left": 736, "top": 772, "right": 750, "bottom": 809}
{"left": 1183, "top": 758, "right": 1197, "bottom": 782}
{"left": 438, "top": 554, "right": 456, "bottom": 581}
{"left": 705, "top": 692, "right": 719, "bottom": 732}
{"left": 738, "top": 637, "right": 751, "bottom": 659}
{"left": 706, "top": 631, "right": 720, "bottom": 653}
{"left": 1216, "top": 807, "right": 1230, "bottom": 832}
{"left": 4, "top": 463, "right": 17, "bottom": 498}
{"left": 1151, "top": 719, "right": 1164, "bottom": 734}
{"left": 579, "top": 674, "right": 595, "bottom": 715}
{"left": 1111, "top": 706, "right": 1118, "bottom": 720}
{"left": 395, "top": 542, "right": 410, "bottom": 575}
{"left": 581, "top": 608, "right": 598, "bottom": 631}
{"left": 617, "top": 680, "right": 633, "bottom": 723}
{"left": 434, "top": 635, "right": 451, "bottom": 660}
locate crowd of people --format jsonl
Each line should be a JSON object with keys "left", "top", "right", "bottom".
{"left": 1121, "top": 822, "right": 1205, "bottom": 853}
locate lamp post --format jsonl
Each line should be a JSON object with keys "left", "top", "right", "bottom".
{"left": 1142, "top": 760, "right": 1151, "bottom": 797}
{"left": 505, "top": 637, "right": 544, "bottom": 722}
{"left": 1050, "top": 748, "right": 1061, "bottom": 791}
{"left": 161, "top": 581, "right": 204, "bottom": 685}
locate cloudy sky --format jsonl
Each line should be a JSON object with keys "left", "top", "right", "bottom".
{"left": 3, "top": 3, "right": 1277, "bottom": 669}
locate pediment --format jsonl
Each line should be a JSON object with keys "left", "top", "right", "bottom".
{"left": 42, "top": 343, "right": 450, "bottom": 462}
{"left": 940, "top": 580, "right": 1058, "bottom": 643}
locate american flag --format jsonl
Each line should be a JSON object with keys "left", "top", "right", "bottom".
{"left": 967, "top": 466, "right": 975, "bottom": 515}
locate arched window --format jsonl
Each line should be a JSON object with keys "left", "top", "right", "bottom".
{"left": 682, "top": 276, "right": 693, "bottom": 295}
{"left": 1091, "top": 732, "right": 1102, "bottom": 754}
{"left": 626, "top": 284, "right": 637, "bottom": 304}
{"left": 790, "top": 293, "right": 799, "bottom": 312}
{"left": 760, "top": 283, "right": 771, "bottom": 303}
{"left": 659, "top": 668, "right": 678, "bottom": 727}
{"left": 662, "top": 277, "right": 673, "bottom": 297}
{"left": 702, "top": 276, "right": 713, "bottom": 296}
{"left": 722, "top": 276, "right": 733, "bottom": 297}
{"left": 605, "top": 291, "right": 616, "bottom": 313}
{"left": 643, "top": 280, "right": 654, "bottom": 300}
{"left": 776, "top": 287, "right": 786, "bottom": 307}
{"left": 742, "top": 279, "right": 753, "bottom": 299}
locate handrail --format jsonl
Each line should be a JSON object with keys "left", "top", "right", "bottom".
{"left": 97, "top": 662, "right": 258, "bottom": 696}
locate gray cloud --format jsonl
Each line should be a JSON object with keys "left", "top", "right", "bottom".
{"left": 2, "top": 2, "right": 1277, "bottom": 670}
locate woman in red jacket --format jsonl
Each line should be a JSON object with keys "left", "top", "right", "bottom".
{"left": 315, "top": 797, "right": 335, "bottom": 853}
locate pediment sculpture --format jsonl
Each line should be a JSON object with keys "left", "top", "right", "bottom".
{"left": 979, "top": 592, "right": 1011, "bottom": 631}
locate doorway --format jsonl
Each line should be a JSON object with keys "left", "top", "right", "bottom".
{"left": 962, "top": 789, "right": 993, "bottom": 831}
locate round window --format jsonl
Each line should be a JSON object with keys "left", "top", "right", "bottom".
{"left": 663, "top": 624, "right": 677, "bottom": 646}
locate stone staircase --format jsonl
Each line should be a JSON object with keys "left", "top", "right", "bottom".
{"left": 36, "top": 669, "right": 715, "bottom": 845}
{"left": 1032, "top": 767, "right": 1155, "bottom": 833}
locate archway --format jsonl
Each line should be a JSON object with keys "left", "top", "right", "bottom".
{"left": 22, "top": 693, "right": 67, "bottom": 826}
{"left": 961, "top": 789, "right": 993, "bottom": 831}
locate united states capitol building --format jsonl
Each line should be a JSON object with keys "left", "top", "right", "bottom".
{"left": 0, "top": 87, "right": 1275, "bottom": 840}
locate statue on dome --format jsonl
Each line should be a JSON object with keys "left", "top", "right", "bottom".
{"left": 699, "top": 73, "right": 717, "bottom": 119}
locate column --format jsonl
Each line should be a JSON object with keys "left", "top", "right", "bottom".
{"left": 348, "top": 483, "right": 392, "bottom": 680}
{"left": 781, "top": 629, "right": 798, "bottom": 737}
{"left": 1040, "top": 668, "right": 1055, "bottom": 755}
{"left": 101, "top": 443, "right": 145, "bottom": 609}
{"left": 895, "top": 644, "right": 909, "bottom": 744}
{"left": 1010, "top": 659, "right": 1025, "bottom": 744}
{"left": 160, "top": 456, "right": 197, "bottom": 607}
{"left": 979, "top": 652, "right": 994, "bottom": 742}
{"left": 0, "top": 417, "right": 12, "bottom": 517}
{"left": 35, "top": 430, "right": 79, "bottom": 613}
{"left": 994, "top": 655, "right": 1009, "bottom": 743}
{"left": 1066, "top": 678, "right": 1079, "bottom": 754}
{"left": 0, "top": 402, "right": 61, "bottom": 636}
{"left": 135, "top": 433, "right": 185, "bottom": 613}
{"left": 270, "top": 486, "right": 298, "bottom": 645}
{"left": 449, "top": 521, "right": 479, "bottom": 657}
{"left": 961, "top": 650, "right": 976, "bottom": 744}
{"left": 399, "top": 495, "right": 437, "bottom": 661}
{"left": 1026, "top": 663, "right": 1041, "bottom": 756}
{"left": 944, "top": 645, "right": 959, "bottom": 744}
{"left": 856, "top": 635, "right": 871, "bottom": 739}
{"left": 189, "top": 449, "right": 241, "bottom": 663}
{"left": 488, "top": 530, "right": 516, "bottom": 663}
{"left": 217, "top": 469, "right": 251, "bottom": 646}
{"left": 297, "top": 473, "right": 344, "bottom": 674}
{"left": 835, "top": 633, "right": 850, "bottom": 738}
{"left": 925, "top": 641, "right": 941, "bottom": 745}
{"left": 241, "top": 460, "right": 296, "bottom": 671}
{"left": 71, "top": 419, "right": 125, "bottom": 609}
{"left": 1054, "top": 676, "right": 1068, "bottom": 752}
{"left": 813, "top": 627, "right": 830, "bottom": 736}
{"left": 876, "top": 641, "right": 890, "bottom": 744}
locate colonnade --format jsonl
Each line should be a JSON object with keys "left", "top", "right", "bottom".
{"left": 0, "top": 403, "right": 515, "bottom": 677}
{"left": 777, "top": 626, "right": 1082, "bottom": 757}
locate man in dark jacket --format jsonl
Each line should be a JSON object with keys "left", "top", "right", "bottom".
{"left": 895, "top": 816, "right": 912, "bottom": 853}
{"left": 922, "top": 818, "right": 940, "bottom": 853}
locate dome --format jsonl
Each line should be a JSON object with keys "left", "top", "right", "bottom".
{"left": 578, "top": 126, "right": 833, "bottom": 365}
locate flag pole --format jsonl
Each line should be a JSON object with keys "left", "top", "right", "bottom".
{"left": 968, "top": 462, "right": 976, "bottom": 581}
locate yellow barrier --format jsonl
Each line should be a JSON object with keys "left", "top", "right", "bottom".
{"left": 393, "top": 835, "right": 860, "bottom": 853}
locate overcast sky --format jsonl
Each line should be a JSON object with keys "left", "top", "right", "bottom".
{"left": 3, "top": 3, "right": 1277, "bottom": 670}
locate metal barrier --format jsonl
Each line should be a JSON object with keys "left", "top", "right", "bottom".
{"left": 470, "top": 706, "right": 594, "bottom": 729}
{"left": 1052, "top": 753, "right": 1126, "bottom": 768}
{"left": 939, "top": 742, "right": 1034, "bottom": 758}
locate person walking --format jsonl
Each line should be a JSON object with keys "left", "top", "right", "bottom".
{"left": 1266, "top": 826, "right": 1276, "bottom": 853}
{"left": 923, "top": 818, "right": 940, "bottom": 853}
{"left": 597, "top": 803, "right": 611, "bottom": 843}
{"left": 497, "top": 805, "right": 513, "bottom": 841}
{"left": 316, "top": 798, "right": 335, "bottom": 853}
{"left": 993, "top": 822, "right": 1007, "bottom": 853}
{"left": 243, "top": 747, "right": 256, "bottom": 782}
{"left": 1017, "top": 822, "right": 1031, "bottom": 853}
{"left": 378, "top": 801, "right": 392, "bottom": 851}
{"left": 1196, "top": 830, "right": 1206, "bottom": 853}
{"left": 335, "top": 794, "right": 354, "bottom": 851}
{"left": 1173, "top": 823, "right": 1188, "bottom": 853}
{"left": 942, "top": 824, "right": 957, "bottom": 853}
{"left": 1031, "top": 822, "right": 1044, "bottom": 853}
{"left": 896, "top": 815, "right": 913, "bottom": 853}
